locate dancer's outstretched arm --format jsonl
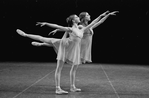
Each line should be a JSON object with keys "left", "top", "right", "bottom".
{"left": 82, "top": 11, "right": 109, "bottom": 31}
{"left": 92, "top": 11, "right": 110, "bottom": 23}
{"left": 91, "top": 11, "right": 119, "bottom": 29}
{"left": 36, "top": 22, "right": 72, "bottom": 32}
{"left": 48, "top": 29, "right": 63, "bottom": 36}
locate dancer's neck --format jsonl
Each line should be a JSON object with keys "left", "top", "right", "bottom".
{"left": 73, "top": 23, "right": 78, "bottom": 28}
{"left": 81, "top": 21, "right": 88, "bottom": 26}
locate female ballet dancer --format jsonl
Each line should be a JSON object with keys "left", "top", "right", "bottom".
{"left": 79, "top": 11, "right": 118, "bottom": 63}
{"left": 17, "top": 13, "right": 98, "bottom": 94}
{"left": 17, "top": 14, "right": 82, "bottom": 94}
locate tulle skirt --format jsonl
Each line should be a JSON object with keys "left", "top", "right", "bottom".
{"left": 52, "top": 36, "right": 81, "bottom": 65}
{"left": 80, "top": 34, "right": 92, "bottom": 63}
{"left": 50, "top": 32, "right": 93, "bottom": 65}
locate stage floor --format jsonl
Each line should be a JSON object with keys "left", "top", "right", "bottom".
{"left": 0, "top": 62, "right": 149, "bottom": 98}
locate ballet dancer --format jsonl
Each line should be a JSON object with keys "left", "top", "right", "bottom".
{"left": 17, "top": 14, "right": 81, "bottom": 94}
{"left": 16, "top": 14, "right": 87, "bottom": 94}
{"left": 79, "top": 11, "right": 118, "bottom": 63}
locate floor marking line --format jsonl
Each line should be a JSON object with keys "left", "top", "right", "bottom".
{"left": 100, "top": 65, "right": 120, "bottom": 98}
{"left": 12, "top": 69, "right": 55, "bottom": 98}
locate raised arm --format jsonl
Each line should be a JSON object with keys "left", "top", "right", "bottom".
{"left": 91, "top": 11, "right": 119, "bottom": 29}
{"left": 36, "top": 22, "right": 72, "bottom": 32}
{"left": 82, "top": 11, "right": 109, "bottom": 31}
{"left": 91, "top": 11, "right": 110, "bottom": 23}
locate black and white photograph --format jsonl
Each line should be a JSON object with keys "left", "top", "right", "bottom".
{"left": 1, "top": 0, "right": 149, "bottom": 98}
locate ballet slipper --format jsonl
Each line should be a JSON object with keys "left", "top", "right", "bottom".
{"left": 56, "top": 89, "right": 69, "bottom": 94}
{"left": 16, "top": 29, "right": 27, "bottom": 37}
{"left": 32, "top": 42, "right": 52, "bottom": 47}
{"left": 70, "top": 87, "right": 81, "bottom": 92}
{"left": 31, "top": 42, "right": 43, "bottom": 46}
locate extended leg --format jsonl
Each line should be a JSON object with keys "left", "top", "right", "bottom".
{"left": 70, "top": 64, "right": 81, "bottom": 92}
{"left": 16, "top": 29, "right": 58, "bottom": 44}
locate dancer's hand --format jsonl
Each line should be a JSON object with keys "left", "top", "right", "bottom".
{"left": 36, "top": 22, "right": 47, "bottom": 27}
{"left": 101, "top": 10, "right": 110, "bottom": 16}
{"left": 48, "top": 29, "right": 58, "bottom": 36}
{"left": 108, "top": 11, "right": 119, "bottom": 16}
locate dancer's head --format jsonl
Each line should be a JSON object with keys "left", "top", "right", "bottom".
{"left": 66, "top": 15, "right": 80, "bottom": 27}
{"left": 79, "top": 12, "right": 91, "bottom": 24}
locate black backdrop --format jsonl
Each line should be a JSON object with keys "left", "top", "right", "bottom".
{"left": 1, "top": 0, "right": 149, "bottom": 65}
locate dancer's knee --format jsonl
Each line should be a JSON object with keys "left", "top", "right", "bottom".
{"left": 71, "top": 64, "right": 78, "bottom": 71}
{"left": 56, "top": 60, "right": 64, "bottom": 71}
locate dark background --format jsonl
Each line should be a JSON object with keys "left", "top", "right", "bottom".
{"left": 1, "top": 0, "right": 149, "bottom": 65}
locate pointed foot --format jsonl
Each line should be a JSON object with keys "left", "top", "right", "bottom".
{"left": 16, "top": 29, "right": 27, "bottom": 37}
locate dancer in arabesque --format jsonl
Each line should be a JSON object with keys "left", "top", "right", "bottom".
{"left": 17, "top": 14, "right": 82, "bottom": 94}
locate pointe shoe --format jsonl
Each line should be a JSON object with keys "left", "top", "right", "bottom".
{"left": 56, "top": 89, "right": 69, "bottom": 94}
{"left": 31, "top": 42, "right": 42, "bottom": 46}
{"left": 32, "top": 42, "right": 52, "bottom": 47}
{"left": 70, "top": 88, "right": 81, "bottom": 92}
{"left": 16, "top": 29, "right": 27, "bottom": 37}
